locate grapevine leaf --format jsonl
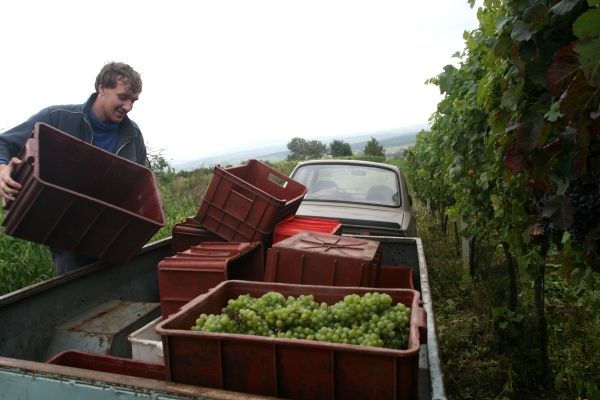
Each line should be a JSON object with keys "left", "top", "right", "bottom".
{"left": 519, "top": 40, "right": 537, "bottom": 62}
{"left": 515, "top": 113, "right": 547, "bottom": 153}
{"left": 501, "top": 82, "right": 524, "bottom": 112}
{"left": 574, "top": 38, "right": 600, "bottom": 85}
{"left": 550, "top": 0, "right": 584, "bottom": 15}
{"left": 545, "top": 43, "right": 579, "bottom": 96}
{"left": 544, "top": 101, "right": 564, "bottom": 122}
{"left": 527, "top": 54, "right": 549, "bottom": 88}
{"left": 531, "top": 150, "right": 552, "bottom": 190}
{"left": 504, "top": 141, "right": 527, "bottom": 173}
{"left": 560, "top": 125, "right": 578, "bottom": 146}
{"left": 523, "top": 3, "right": 548, "bottom": 31}
{"left": 512, "top": 44, "right": 528, "bottom": 75}
{"left": 496, "top": 16, "right": 512, "bottom": 33}
{"left": 513, "top": 0, "right": 532, "bottom": 13}
{"left": 489, "top": 110, "right": 509, "bottom": 132}
{"left": 560, "top": 72, "right": 597, "bottom": 120}
{"left": 574, "top": 124, "right": 590, "bottom": 173}
{"left": 542, "top": 194, "right": 574, "bottom": 230}
{"left": 437, "top": 65, "right": 457, "bottom": 94}
{"left": 494, "top": 33, "right": 514, "bottom": 57}
{"left": 573, "top": 9, "right": 600, "bottom": 39}
{"left": 543, "top": 139, "right": 563, "bottom": 160}
{"left": 504, "top": 112, "right": 548, "bottom": 173}
{"left": 511, "top": 21, "right": 533, "bottom": 41}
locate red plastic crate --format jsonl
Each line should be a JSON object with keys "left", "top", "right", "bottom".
{"left": 273, "top": 215, "right": 342, "bottom": 244}
{"left": 265, "top": 232, "right": 381, "bottom": 287}
{"left": 171, "top": 216, "right": 225, "bottom": 254}
{"left": 195, "top": 160, "right": 307, "bottom": 243}
{"left": 156, "top": 280, "right": 425, "bottom": 400}
{"left": 46, "top": 349, "right": 165, "bottom": 380}
{"left": 378, "top": 266, "right": 415, "bottom": 289}
{"left": 158, "top": 242, "right": 264, "bottom": 317}
{"left": 2, "top": 123, "right": 165, "bottom": 262}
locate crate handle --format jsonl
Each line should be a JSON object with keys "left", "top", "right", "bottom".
{"left": 10, "top": 138, "right": 37, "bottom": 182}
{"left": 3, "top": 139, "right": 36, "bottom": 210}
{"left": 414, "top": 306, "right": 427, "bottom": 344}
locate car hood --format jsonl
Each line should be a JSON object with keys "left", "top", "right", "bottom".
{"left": 294, "top": 200, "right": 409, "bottom": 230}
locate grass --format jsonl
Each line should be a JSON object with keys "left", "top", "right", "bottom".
{"left": 0, "top": 211, "right": 54, "bottom": 295}
{"left": 414, "top": 200, "right": 600, "bottom": 399}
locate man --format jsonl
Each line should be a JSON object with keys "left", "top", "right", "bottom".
{"left": 0, "top": 61, "right": 147, "bottom": 274}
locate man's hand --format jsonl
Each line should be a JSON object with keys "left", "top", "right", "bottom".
{"left": 0, "top": 158, "right": 23, "bottom": 206}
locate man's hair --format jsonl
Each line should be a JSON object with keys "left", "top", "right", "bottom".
{"left": 95, "top": 62, "right": 142, "bottom": 94}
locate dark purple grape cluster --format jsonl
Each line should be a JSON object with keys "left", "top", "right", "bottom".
{"left": 566, "top": 182, "right": 600, "bottom": 242}
{"left": 538, "top": 217, "right": 558, "bottom": 237}
{"left": 535, "top": 194, "right": 560, "bottom": 238}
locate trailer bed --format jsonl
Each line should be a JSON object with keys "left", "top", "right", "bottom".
{"left": 0, "top": 236, "right": 445, "bottom": 399}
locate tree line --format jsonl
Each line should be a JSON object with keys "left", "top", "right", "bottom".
{"left": 285, "top": 136, "right": 385, "bottom": 160}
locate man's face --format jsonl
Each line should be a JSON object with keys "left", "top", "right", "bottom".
{"left": 96, "top": 78, "right": 140, "bottom": 123}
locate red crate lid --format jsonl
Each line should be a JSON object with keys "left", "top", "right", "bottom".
{"left": 265, "top": 232, "right": 381, "bottom": 287}
{"left": 273, "top": 231, "right": 380, "bottom": 260}
{"left": 273, "top": 215, "right": 342, "bottom": 244}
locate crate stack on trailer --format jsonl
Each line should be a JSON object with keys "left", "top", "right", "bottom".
{"left": 3, "top": 130, "right": 428, "bottom": 399}
{"left": 147, "top": 159, "right": 427, "bottom": 399}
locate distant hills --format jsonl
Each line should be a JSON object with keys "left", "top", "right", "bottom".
{"left": 172, "top": 124, "right": 427, "bottom": 171}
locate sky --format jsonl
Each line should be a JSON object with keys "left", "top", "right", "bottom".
{"left": 0, "top": 1, "right": 481, "bottom": 163}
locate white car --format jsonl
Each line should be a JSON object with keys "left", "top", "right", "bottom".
{"left": 289, "top": 159, "right": 417, "bottom": 237}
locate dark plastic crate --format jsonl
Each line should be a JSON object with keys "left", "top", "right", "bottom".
{"left": 273, "top": 215, "right": 342, "bottom": 244}
{"left": 195, "top": 159, "right": 307, "bottom": 243}
{"left": 2, "top": 123, "right": 166, "bottom": 262}
{"left": 158, "top": 242, "right": 264, "bottom": 317}
{"left": 171, "top": 216, "right": 225, "bottom": 254}
{"left": 265, "top": 232, "right": 381, "bottom": 287}
{"left": 156, "top": 280, "right": 425, "bottom": 400}
{"left": 378, "top": 266, "right": 415, "bottom": 289}
{"left": 46, "top": 349, "right": 165, "bottom": 380}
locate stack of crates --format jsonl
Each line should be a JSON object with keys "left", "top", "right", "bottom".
{"left": 171, "top": 217, "right": 225, "bottom": 254}
{"left": 158, "top": 160, "right": 308, "bottom": 316}
{"left": 158, "top": 242, "right": 264, "bottom": 317}
{"left": 154, "top": 160, "right": 424, "bottom": 399}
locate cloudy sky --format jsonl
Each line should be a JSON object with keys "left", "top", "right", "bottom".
{"left": 0, "top": 1, "right": 480, "bottom": 163}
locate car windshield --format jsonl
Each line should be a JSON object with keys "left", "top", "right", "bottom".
{"left": 292, "top": 163, "right": 401, "bottom": 207}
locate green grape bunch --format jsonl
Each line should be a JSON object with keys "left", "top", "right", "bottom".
{"left": 191, "top": 291, "right": 412, "bottom": 350}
